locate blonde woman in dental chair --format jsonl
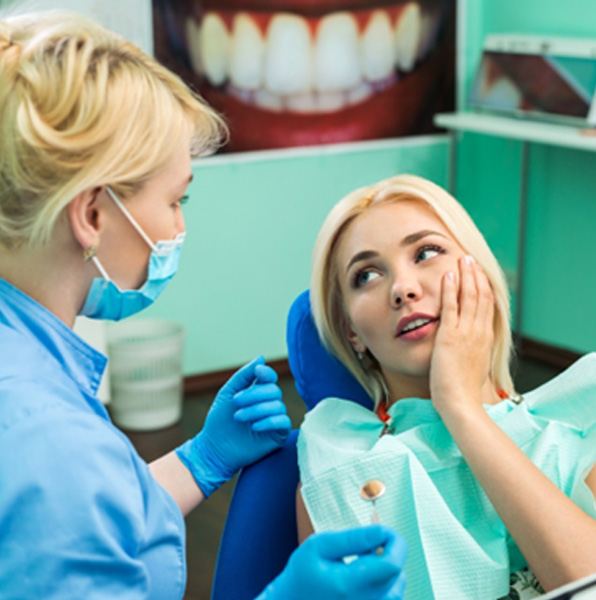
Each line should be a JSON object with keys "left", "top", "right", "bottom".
{"left": 296, "top": 174, "right": 596, "bottom": 599}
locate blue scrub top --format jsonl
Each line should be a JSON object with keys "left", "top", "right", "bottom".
{"left": 0, "top": 279, "right": 186, "bottom": 599}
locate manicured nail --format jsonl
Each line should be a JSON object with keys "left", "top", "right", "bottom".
{"left": 464, "top": 255, "right": 474, "bottom": 265}
{"left": 446, "top": 271, "right": 454, "bottom": 281}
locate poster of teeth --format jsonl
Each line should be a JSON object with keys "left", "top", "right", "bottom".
{"left": 153, "top": 0, "right": 456, "bottom": 153}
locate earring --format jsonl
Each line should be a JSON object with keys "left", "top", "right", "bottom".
{"left": 83, "top": 245, "right": 97, "bottom": 262}
{"left": 357, "top": 350, "right": 365, "bottom": 361}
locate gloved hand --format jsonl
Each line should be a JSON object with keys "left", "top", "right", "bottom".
{"left": 176, "top": 356, "right": 291, "bottom": 497}
{"left": 257, "top": 525, "right": 407, "bottom": 600}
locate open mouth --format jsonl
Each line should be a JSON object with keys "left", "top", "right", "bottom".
{"left": 397, "top": 316, "right": 439, "bottom": 336}
{"left": 176, "top": 0, "right": 452, "bottom": 151}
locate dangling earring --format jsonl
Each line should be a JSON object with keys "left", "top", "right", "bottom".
{"left": 83, "top": 245, "right": 97, "bottom": 262}
{"left": 357, "top": 350, "right": 365, "bottom": 361}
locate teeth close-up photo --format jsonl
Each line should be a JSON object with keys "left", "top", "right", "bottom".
{"left": 156, "top": 0, "right": 454, "bottom": 151}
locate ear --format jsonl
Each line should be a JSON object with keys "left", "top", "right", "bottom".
{"left": 346, "top": 326, "right": 366, "bottom": 354}
{"left": 67, "top": 187, "right": 103, "bottom": 251}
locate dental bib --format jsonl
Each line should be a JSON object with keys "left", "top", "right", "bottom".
{"left": 298, "top": 354, "right": 596, "bottom": 600}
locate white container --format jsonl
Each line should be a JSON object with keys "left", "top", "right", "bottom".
{"left": 107, "top": 319, "right": 184, "bottom": 431}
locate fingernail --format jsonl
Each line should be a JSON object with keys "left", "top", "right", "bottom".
{"left": 446, "top": 271, "right": 454, "bottom": 281}
{"left": 464, "top": 255, "right": 474, "bottom": 265}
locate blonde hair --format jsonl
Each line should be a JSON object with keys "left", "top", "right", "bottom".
{"left": 311, "top": 174, "right": 515, "bottom": 406}
{"left": 0, "top": 10, "right": 227, "bottom": 249}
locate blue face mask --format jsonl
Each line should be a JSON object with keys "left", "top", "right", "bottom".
{"left": 80, "top": 187, "right": 185, "bottom": 321}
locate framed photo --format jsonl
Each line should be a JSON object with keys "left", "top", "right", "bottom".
{"left": 153, "top": 0, "right": 456, "bottom": 153}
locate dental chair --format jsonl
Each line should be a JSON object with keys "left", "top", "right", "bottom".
{"left": 211, "top": 290, "right": 371, "bottom": 600}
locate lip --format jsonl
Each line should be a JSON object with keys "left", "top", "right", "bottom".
{"left": 396, "top": 313, "right": 438, "bottom": 337}
{"left": 201, "top": 0, "right": 397, "bottom": 14}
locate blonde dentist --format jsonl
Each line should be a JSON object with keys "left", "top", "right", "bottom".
{"left": 0, "top": 11, "right": 406, "bottom": 599}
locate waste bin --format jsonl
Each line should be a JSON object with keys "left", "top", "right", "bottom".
{"left": 107, "top": 319, "right": 184, "bottom": 431}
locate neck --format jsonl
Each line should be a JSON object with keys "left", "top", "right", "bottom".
{"left": 385, "top": 373, "right": 431, "bottom": 405}
{"left": 0, "top": 236, "right": 91, "bottom": 328}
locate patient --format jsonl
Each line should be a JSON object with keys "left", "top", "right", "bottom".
{"left": 296, "top": 175, "right": 596, "bottom": 599}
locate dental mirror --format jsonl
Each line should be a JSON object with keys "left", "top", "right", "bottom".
{"left": 360, "top": 479, "right": 386, "bottom": 523}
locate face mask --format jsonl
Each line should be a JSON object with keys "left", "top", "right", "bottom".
{"left": 80, "top": 187, "right": 185, "bottom": 321}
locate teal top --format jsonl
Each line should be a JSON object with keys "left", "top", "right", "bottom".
{"left": 298, "top": 354, "right": 596, "bottom": 600}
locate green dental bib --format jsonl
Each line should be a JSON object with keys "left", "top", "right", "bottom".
{"left": 298, "top": 354, "right": 596, "bottom": 600}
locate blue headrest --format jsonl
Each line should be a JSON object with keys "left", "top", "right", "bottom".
{"left": 286, "top": 290, "right": 372, "bottom": 411}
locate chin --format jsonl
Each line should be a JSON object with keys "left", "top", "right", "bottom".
{"left": 383, "top": 346, "right": 433, "bottom": 381}
{"left": 160, "top": 0, "right": 454, "bottom": 152}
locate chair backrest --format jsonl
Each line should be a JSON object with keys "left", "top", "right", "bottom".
{"left": 286, "top": 289, "right": 372, "bottom": 410}
{"left": 212, "top": 290, "right": 371, "bottom": 599}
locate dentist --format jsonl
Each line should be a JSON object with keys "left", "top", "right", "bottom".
{"left": 0, "top": 11, "right": 406, "bottom": 600}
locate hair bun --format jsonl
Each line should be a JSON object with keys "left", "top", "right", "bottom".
{"left": 0, "top": 31, "right": 21, "bottom": 70}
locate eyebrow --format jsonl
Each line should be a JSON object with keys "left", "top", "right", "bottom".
{"left": 345, "top": 229, "right": 447, "bottom": 272}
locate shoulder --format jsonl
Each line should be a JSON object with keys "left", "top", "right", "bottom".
{"left": 298, "top": 397, "right": 380, "bottom": 479}
{"left": 0, "top": 323, "right": 51, "bottom": 374}
{"left": 524, "top": 353, "right": 596, "bottom": 430}
{"left": 299, "top": 397, "right": 376, "bottom": 440}
{"left": 302, "top": 396, "right": 374, "bottom": 425}
{"left": 0, "top": 324, "right": 73, "bottom": 415}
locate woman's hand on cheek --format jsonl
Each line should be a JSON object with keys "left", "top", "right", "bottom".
{"left": 429, "top": 256, "right": 495, "bottom": 417}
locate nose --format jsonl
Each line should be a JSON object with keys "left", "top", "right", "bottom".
{"left": 390, "top": 273, "right": 421, "bottom": 308}
{"left": 176, "top": 210, "right": 186, "bottom": 235}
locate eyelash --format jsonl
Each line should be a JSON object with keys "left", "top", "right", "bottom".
{"left": 351, "top": 244, "right": 446, "bottom": 289}
{"left": 173, "top": 195, "right": 189, "bottom": 208}
{"left": 415, "top": 244, "right": 446, "bottom": 262}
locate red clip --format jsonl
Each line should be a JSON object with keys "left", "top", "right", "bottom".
{"left": 376, "top": 400, "right": 391, "bottom": 423}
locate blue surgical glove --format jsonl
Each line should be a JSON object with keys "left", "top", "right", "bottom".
{"left": 257, "top": 525, "right": 407, "bottom": 600}
{"left": 176, "top": 356, "right": 291, "bottom": 497}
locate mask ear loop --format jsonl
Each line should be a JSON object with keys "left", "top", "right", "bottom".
{"left": 90, "top": 255, "right": 112, "bottom": 282}
{"left": 83, "top": 245, "right": 112, "bottom": 282}
{"left": 105, "top": 187, "right": 156, "bottom": 251}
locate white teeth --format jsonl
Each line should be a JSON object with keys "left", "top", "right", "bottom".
{"left": 185, "top": 18, "right": 203, "bottom": 75}
{"left": 402, "top": 318, "right": 432, "bottom": 333}
{"left": 192, "top": 7, "right": 430, "bottom": 112}
{"left": 265, "top": 14, "right": 313, "bottom": 95}
{"left": 200, "top": 13, "right": 230, "bottom": 86}
{"left": 314, "top": 12, "right": 361, "bottom": 92}
{"left": 317, "top": 91, "right": 345, "bottom": 112}
{"left": 347, "top": 81, "right": 374, "bottom": 105}
{"left": 394, "top": 3, "right": 422, "bottom": 72}
{"left": 254, "top": 88, "right": 284, "bottom": 112}
{"left": 361, "top": 11, "right": 394, "bottom": 82}
{"left": 230, "top": 13, "right": 265, "bottom": 90}
{"left": 286, "top": 92, "right": 317, "bottom": 113}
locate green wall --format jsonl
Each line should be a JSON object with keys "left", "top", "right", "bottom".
{"left": 144, "top": 139, "right": 449, "bottom": 375}
{"left": 455, "top": 0, "right": 596, "bottom": 354}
